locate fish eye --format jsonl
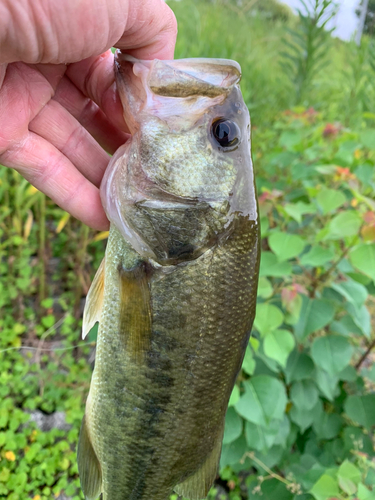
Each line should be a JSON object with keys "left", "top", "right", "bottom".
{"left": 211, "top": 119, "right": 240, "bottom": 151}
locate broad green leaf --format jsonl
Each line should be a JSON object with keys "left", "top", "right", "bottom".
{"left": 343, "top": 426, "right": 374, "bottom": 456}
{"left": 263, "top": 329, "right": 295, "bottom": 367}
{"left": 314, "top": 164, "right": 337, "bottom": 175}
{"left": 279, "top": 130, "right": 303, "bottom": 149}
{"left": 325, "top": 210, "right": 362, "bottom": 240}
{"left": 350, "top": 244, "right": 375, "bottom": 282}
{"left": 313, "top": 412, "right": 342, "bottom": 440}
{"left": 235, "top": 376, "right": 287, "bottom": 425}
{"left": 338, "top": 460, "right": 361, "bottom": 491}
{"left": 310, "top": 474, "right": 340, "bottom": 500}
{"left": 242, "top": 346, "right": 256, "bottom": 375}
{"left": 315, "top": 368, "right": 339, "bottom": 401}
{"left": 290, "top": 399, "right": 323, "bottom": 433}
{"left": 344, "top": 394, "right": 375, "bottom": 429}
{"left": 300, "top": 246, "right": 334, "bottom": 267}
{"left": 317, "top": 188, "right": 346, "bottom": 214}
{"left": 245, "top": 418, "right": 280, "bottom": 451}
{"left": 294, "top": 296, "right": 335, "bottom": 341}
{"left": 358, "top": 483, "right": 375, "bottom": 500}
{"left": 331, "top": 280, "right": 368, "bottom": 310}
{"left": 360, "top": 128, "right": 375, "bottom": 149}
{"left": 269, "top": 232, "right": 306, "bottom": 261}
{"left": 284, "top": 202, "right": 316, "bottom": 224}
{"left": 257, "top": 277, "right": 273, "bottom": 299}
{"left": 251, "top": 478, "right": 295, "bottom": 500}
{"left": 331, "top": 314, "right": 365, "bottom": 337}
{"left": 311, "top": 335, "right": 353, "bottom": 375}
{"left": 228, "top": 385, "right": 240, "bottom": 407}
{"left": 284, "top": 351, "right": 315, "bottom": 384}
{"left": 220, "top": 436, "right": 247, "bottom": 468}
{"left": 223, "top": 408, "right": 243, "bottom": 444}
{"left": 345, "top": 302, "right": 371, "bottom": 338}
{"left": 338, "top": 365, "right": 357, "bottom": 382}
{"left": 260, "top": 252, "right": 292, "bottom": 277}
{"left": 290, "top": 380, "right": 319, "bottom": 411}
{"left": 254, "top": 303, "right": 284, "bottom": 337}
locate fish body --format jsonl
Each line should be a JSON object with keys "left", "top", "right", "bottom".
{"left": 78, "top": 53, "right": 260, "bottom": 500}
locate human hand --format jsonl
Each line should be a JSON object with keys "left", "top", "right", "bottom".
{"left": 0, "top": 0, "right": 177, "bottom": 229}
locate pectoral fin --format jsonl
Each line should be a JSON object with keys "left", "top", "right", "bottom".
{"left": 174, "top": 434, "right": 223, "bottom": 500}
{"left": 77, "top": 415, "right": 102, "bottom": 500}
{"left": 82, "top": 258, "right": 105, "bottom": 339}
{"left": 118, "top": 262, "right": 152, "bottom": 363}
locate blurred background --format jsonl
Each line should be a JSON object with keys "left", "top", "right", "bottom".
{"left": 0, "top": 1, "right": 374, "bottom": 499}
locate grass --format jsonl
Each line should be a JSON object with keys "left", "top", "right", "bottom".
{"left": 0, "top": 1, "right": 375, "bottom": 498}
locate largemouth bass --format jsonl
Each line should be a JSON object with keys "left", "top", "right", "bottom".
{"left": 78, "top": 52, "right": 260, "bottom": 500}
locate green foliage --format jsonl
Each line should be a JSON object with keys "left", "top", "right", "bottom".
{"left": 1, "top": 1, "right": 374, "bottom": 498}
{"left": 280, "top": 0, "right": 338, "bottom": 103}
{"left": 220, "top": 109, "right": 375, "bottom": 499}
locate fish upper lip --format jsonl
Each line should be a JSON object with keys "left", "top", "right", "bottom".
{"left": 135, "top": 199, "right": 202, "bottom": 209}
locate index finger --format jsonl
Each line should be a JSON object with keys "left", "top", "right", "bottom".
{"left": 115, "top": 0, "right": 177, "bottom": 60}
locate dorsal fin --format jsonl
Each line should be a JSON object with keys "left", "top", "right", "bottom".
{"left": 82, "top": 258, "right": 105, "bottom": 339}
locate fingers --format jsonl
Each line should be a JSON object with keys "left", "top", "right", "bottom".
{"left": 0, "top": 131, "right": 109, "bottom": 230}
{"left": 118, "top": 0, "right": 177, "bottom": 60}
{"left": 29, "top": 99, "right": 110, "bottom": 187}
{"left": 53, "top": 75, "right": 129, "bottom": 154}
{"left": 66, "top": 50, "right": 128, "bottom": 134}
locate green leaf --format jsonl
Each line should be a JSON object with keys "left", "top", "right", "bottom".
{"left": 263, "top": 329, "right": 295, "bottom": 367}
{"left": 279, "top": 130, "right": 303, "bottom": 149}
{"left": 259, "top": 252, "right": 292, "bottom": 277}
{"left": 344, "top": 394, "right": 375, "bottom": 429}
{"left": 290, "top": 380, "right": 319, "bottom": 411}
{"left": 313, "top": 412, "right": 342, "bottom": 440}
{"left": 235, "top": 376, "right": 287, "bottom": 426}
{"left": 325, "top": 210, "right": 362, "bottom": 240}
{"left": 310, "top": 474, "right": 340, "bottom": 500}
{"left": 223, "top": 408, "right": 243, "bottom": 445}
{"left": 300, "top": 246, "right": 334, "bottom": 267}
{"left": 254, "top": 303, "right": 284, "bottom": 337}
{"left": 360, "top": 128, "right": 375, "bottom": 149}
{"left": 268, "top": 232, "right": 306, "bottom": 261}
{"left": 350, "top": 244, "right": 375, "bottom": 282}
{"left": 338, "top": 460, "right": 362, "bottom": 493}
{"left": 242, "top": 346, "right": 256, "bottom": 375}
{"left": 311, "top": 335, "right": 353, "bottom": 376}
{"left": 290, "top": 399, "right": 323, "bottom": 433}
{"left": 331, "top": 280, "right": 368, "bottom": 310}
{"left": 257, "top": 277, "right": 273, "bottom": 299}
{"left": 345, "top": 303, "right": 371, "bottom": 338}
{"left": 245, "top": 418, "right": 282, "bottom": 452}
{"left": 358, "top": 483, "right": 375, "bottom": 500}
{"left": 316, "top": 368, "right": 339, "bottom": 401}
{"left": 220, "top": 436, "right": 247, "bottom": 468}
{"left": 317, "top": 188, "right": 346, "bottom": 214}
{"left": 294, "top": 296, "right": 335, "bottom": 341}
{"left": 284, "top": 201, "right": 316, "bottom": 224}
{"left": 284, "top": 351, "right": 315, "bottom": 384}
{"left": 228, "top": 385, "right": 240, "bottom": 407}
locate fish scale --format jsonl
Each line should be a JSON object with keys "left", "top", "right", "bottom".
{"left": 78, "top": 54, "right": 260, "bottom": 500}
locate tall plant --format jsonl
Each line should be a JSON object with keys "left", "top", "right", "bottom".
{"left": 280, "top": 0, "right": 337, "bottom": 104}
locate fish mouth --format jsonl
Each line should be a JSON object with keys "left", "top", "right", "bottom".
{"left": 135, "top": 199, "right": 204, "bottom": 210}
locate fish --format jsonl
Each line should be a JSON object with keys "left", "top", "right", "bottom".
{"left": 77, "top": 51, "right": 260, "bottom": 500}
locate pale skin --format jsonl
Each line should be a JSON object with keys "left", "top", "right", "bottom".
{"left": 0, "top": 0, "right": 177, "bottom": 230}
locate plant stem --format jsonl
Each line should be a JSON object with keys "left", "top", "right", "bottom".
{"left": 38, "top": 194, "right": 46, "bottom": 304}
{"left": 355, "top": 338, "right": 375, "bottom": 370}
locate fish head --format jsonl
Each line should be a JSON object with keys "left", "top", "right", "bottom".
{"left": 101, "top": 53, "right": 258, "bottom": 265}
